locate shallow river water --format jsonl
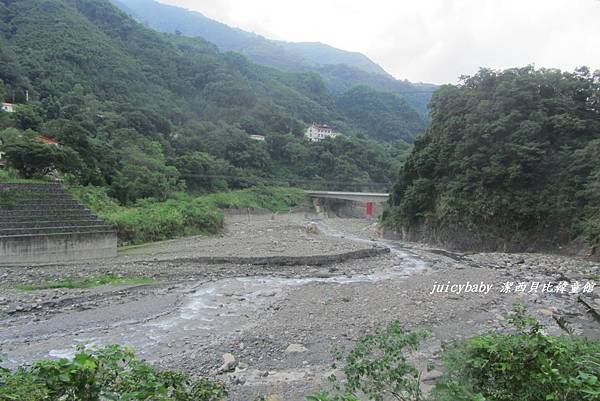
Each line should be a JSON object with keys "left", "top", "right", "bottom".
{"left": 2, "top": 220, "right": 428, "bottom": 367}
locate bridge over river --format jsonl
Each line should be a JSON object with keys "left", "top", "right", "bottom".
{"left": 305, "top": 190, "right": 390, "bottom": 217}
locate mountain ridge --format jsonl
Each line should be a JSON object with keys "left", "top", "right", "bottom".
{"left": 0, "top": 0, "right": 423, "bottom": 203}
{"left": 111, "top": 0, "right": 391, "bottom": 77}
{"left": 111, "top": 0, "right": 436, "bottom": 117}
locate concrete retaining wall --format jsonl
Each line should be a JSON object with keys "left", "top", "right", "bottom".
{"left": 168, "top": 246, "right": 390, "bottom": 267}
{"left": 0, "top": 182, "right": 117, "bottom": 265}
{"left": 0, "top": 231, "right": 117, "bottom": 265}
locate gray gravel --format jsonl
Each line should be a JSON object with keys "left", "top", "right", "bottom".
{"left": 0, "top": 214, "right": 598, "bottom": 401}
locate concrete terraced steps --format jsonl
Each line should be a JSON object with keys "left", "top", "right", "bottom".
{"left": 0, "top": 183, "right": 117, "bottom": 264}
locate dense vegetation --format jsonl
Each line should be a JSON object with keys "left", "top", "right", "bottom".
{"left": 385, "top": 67, "right": 600, "bottom": 252}
{"left": 337, "top": 86, "right": 425, "bottom": 142}
{"left": 112, "top": 0, "right": 389, "bottom": 76}
{"left": 309, "top": 305, "right": 600, "bottom": 401}
{"left": 111, "top": 0, "right": 437, "bottom": 118}
{"left": 0, "top": 345, "right": 227, "bottom": 401}
{"left": 315, "top": 64, "right": 437, "bottom": 118}
{"left": 432, "top": 307, "right": 600, "bottom": 401}
{"left": 70, "top": 185, "right": 306, "bottom": 244}
{"left": 0, "top": 0, "right": 419, "bottom": 207}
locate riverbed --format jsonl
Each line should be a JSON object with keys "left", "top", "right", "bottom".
{"left": 0, "top": 214, "right": 598, "bottom": 400}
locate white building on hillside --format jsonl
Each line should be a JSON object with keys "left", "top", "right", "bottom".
{"left": 1, "top": 102, "right": 14, "bottom": 113}
{"left": 305, "top": 123, "right": 340, "bottom": 142}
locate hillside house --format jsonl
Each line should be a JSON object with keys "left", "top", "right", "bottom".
{"left": 305, "top": 123, "right": 340, "bottom": 142}
{"left": 249, "top": 134, "right": 266, "bottom": 141}
{"left": 1, "top": 102, "right": 14, "bottom": 113}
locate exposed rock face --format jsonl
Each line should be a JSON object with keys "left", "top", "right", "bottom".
{"left": 382, "top": 221, "right": 599, "bottom": 262}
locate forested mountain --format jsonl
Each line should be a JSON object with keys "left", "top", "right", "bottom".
{"left": 384, "top": 67, "right": 600, "bottom": 256}
{"left": 111, "top": 0, "right": 389, "bottom": 76}
{"left": 337, "top": 86, "right": 425, "bottom": 143}
{"left": 111, "top": 0, "right": 437, "bottom": 118}
{"left": 315, "top": 64, "right": 438, "bottom": 118}
{"left": 0, "top": 0, "right": 417, "bottom": 203}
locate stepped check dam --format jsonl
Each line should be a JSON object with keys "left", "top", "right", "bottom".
{"left": 0, "top": 183, "right": 116, "bottom": 264}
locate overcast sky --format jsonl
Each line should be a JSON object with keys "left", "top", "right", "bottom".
{"left": 159, "top": 0, "right": 600, "bottom": 84}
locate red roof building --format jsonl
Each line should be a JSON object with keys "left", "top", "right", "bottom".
{"left": 36, "top": 136, "right": 60, "bottom": 146}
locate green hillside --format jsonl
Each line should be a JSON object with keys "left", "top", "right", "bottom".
{"left": 110, "top": 0, "right": 437, "bottom": 118}
{"left": 384, "top": 66, "right": 600, "bottom": 254}
{"left": 337, "top": 86, "right": 425, "bottom": 142}
{"left": 315, "top": 64, "right": 438, "bottom": 117}
{"left": 111, "top": 0, "right": 390, "bottom": 76}
{"left": 0, "top": 0, "right": 417, "bottom": 203}
{"left": 0, "top": 0, "right": 335, "bottom": 132}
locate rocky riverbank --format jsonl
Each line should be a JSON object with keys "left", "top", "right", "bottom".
{"left": 0, "top": 214, "right": 598, "bottom": 401}
{"left": 382, "top": 221, "right": 599, "bottom": 261}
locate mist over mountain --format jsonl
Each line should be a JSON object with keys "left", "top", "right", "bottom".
{"left": 111, "top": 0, "right": 437, "bottom": 117}
{"left": 111, "top": 0, "right": 390, "bottom": 76}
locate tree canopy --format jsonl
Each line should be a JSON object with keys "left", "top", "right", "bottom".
{"left": 111, "top": 0, "right": 437, "bottom": 119}
{"left": 385, "top": 66, "right": 600, "bottom": 251}
{"left": 0, "top": 0, "right": 418, "bottom": 203}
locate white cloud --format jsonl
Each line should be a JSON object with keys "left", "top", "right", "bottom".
{"left": 159, "top": 0, "right": 600, "bottom": 84}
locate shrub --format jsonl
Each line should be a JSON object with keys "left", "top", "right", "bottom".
{"left": 316, "top": 321, "right": 430, "bottom": 401}
{"left": 0, "top": 168, "right": 25, "bottom": 182}
{"left": 0, "top": 345, "right": 226, "bottom": 401}
{"left": 431, "top": 304, "right": 600, "bottom": 401}
{"left": 204, "top": 185, "right": 306, "bottom": 212}
{"left": 309, "top": 305, "right": 600, "bottom": 401}
{"left": 69, "top": 185, "right": 121, "bottom": 216}
{"left": 0, "top": 189, "right": 24, "bottom": 209}
{"left": 70, "top": 185, "right": 306, "bottom": 245}
{"left": 113, "top": 197, "right": 224, "bottom": 244}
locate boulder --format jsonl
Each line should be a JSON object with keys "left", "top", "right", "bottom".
{"left": 305, "top": 223, "right": 320, "bottom": 234}
{"left": 285, "top": 343, "right": 308, "bottom": 354}
{"left": 218, "top": 353, "right": 237, "bottom": 373}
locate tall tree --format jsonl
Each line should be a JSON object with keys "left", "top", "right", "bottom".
{"left": 386, "top": 66, "right": 600, "bottom": 251}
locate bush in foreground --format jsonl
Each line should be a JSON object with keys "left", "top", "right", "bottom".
{"left": 312, "top": 305, "right": 600, "bottom": 401}
{"left": 431, "top": 305, "right": 600, "bottom": 401}
{"left": 0, "top": 345, "right": 226, "bottom": 401}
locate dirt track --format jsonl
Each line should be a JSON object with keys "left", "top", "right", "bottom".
{"left": 0, "top": 214, "right": 598, "bottom": 400}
